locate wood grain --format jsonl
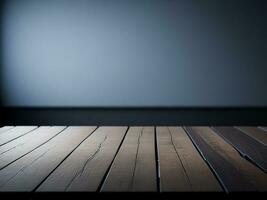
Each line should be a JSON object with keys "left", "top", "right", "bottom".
{"left": 185, "top": 127, "right": 267, "bottom": 192}
{"left": 236, "top": 127, "right": 267, "bottom": 146}
{"left": 213, "top": 127, "right": 267, "bottom": 172}
{"left": 259, "top": 127, "right": 267, "bottom": 131}
{"left": 0, "top": 126, "right": 96, "bottom": 191}
{"left": 101, "top": 127, "right": 157, "bottom": 192}
{"left": 0, "top": 127, "right": 15, "bottom": 135}
{"left": 37, "top": 126, "right": 127, "bottom": 192}
{"left": 0, "top": 126, "right": 266, "bottom": 192}
{"left": 0, "top": 126, "right": 66, "bottom": 169}
{"left": 156, "top": 127, "right": 221, "bottom": 192}
{"left": 0, "top": 126, "right": 38, "bottom": 146}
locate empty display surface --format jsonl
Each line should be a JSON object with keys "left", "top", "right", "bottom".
{"left": 1, "top": 0, "right": 267, "bottom": 107}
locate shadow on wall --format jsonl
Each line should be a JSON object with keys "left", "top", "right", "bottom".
{"left": 0, "top": 1, "right": 5, "bottom": 107}
{"left": 0, "top": 0, "right": 267, "bottom": 107}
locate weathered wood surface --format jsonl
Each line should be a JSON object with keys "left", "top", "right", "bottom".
{"left": 236, "top": 127, "right": 267, "bottom": 146}
{"left": 213, "top": 127, "right": 267, "bottom": 172}
{"left": 0, "top": 126, "right": 97, "bottom": 191}
{"left": 0, "top": 126, "right": 38, "bottom": 146}
{"left": 101, "top": 127, "right": 157, "bottom": 192}
{"left": 0, "top": 126, "right": 66, "bottom": 169}
{"left": 259, "top": 127, "right": 267, "bottom": 131}
{"left": 156, "top": 127, "right": 221, "bottom": 192}
{"left": 0, "top": 126, "right": 15, "bottom": 135}
{"left": 37, "top": 126, "right": 127, "bottom": 192}
{"left": 0, "top": 126, "right": 266, "bottom": 192}
{"left": 185, "top": 127, "right": 267, "bottom": 192}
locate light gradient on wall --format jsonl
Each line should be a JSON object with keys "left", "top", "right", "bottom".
{"left": 1, "top": 0, "right": 267, "bottom": 107}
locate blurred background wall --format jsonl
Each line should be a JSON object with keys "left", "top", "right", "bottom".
{"left": 1, "top": 0, "right": 267, "bottom": 107}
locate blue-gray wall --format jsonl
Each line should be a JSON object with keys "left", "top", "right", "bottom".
{"left": 1, "top": 0, "right": 267, "bottom": 107}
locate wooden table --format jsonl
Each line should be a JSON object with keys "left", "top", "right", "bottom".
{"left": 0, "top": 126, "right": 266, "bottom": 192}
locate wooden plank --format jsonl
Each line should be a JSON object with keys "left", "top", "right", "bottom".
{"left": 0, "top": 127, "right": 15, "bottom": 135}
{"left": 0, "top": 126, "right": 66, "bottom": 169}
{"left": 185, "top": 127, "right": 267, "bottom": 192}
{"left": 213, "top": 127, "right": 267, "bottom": 172}
{"left": 0, "top": 126, "right": 97, "bottom": 191}
{"left": 235, "top": 127, "right": 267, "bottom": 146}
{"left": 37, "top": 126, "right": 127, "bottom": 192}
{"left": 157, "top": 127, "right": 190, "bottom": 192}
{"left": 156, "top": 127, "right": 221, "bottom": 192}
{"left": 259, "top": 127, "right": 267, "bottom": 132}
{"left": 0, "top": 126, "right": 38, "bottom": 146}
{"left": 101, "top": 127, "right": 157, "bottom": 192}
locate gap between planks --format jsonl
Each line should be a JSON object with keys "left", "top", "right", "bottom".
{"left": 0, "top": 126, "right": 38, "bottom": 146}
{"left": 101, "top": 127, "right": 157, "bottom": 192}
{"left": 212, "top": 127, "right": 267, "bottom": 173}
{"left": 185, "top": 127, "right": 267, "bottom": 192}
{"left": 37, "top": 126, "right": 127, "bottom": 192}
{"left": 0, "top": 126, "right": 266, "bottom": 192}
{"left": 156, "top": 127, "right": 222, "bottom": 192}
{"left": 0, "top": 126, "right": 67, "bottom": 170}
{"left": 0, "top": 126, "right": 97, "bottom": 191}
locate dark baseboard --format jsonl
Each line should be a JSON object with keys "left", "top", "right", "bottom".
{"left": 1, "top": 107, "right": 267, "bottom": 126}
